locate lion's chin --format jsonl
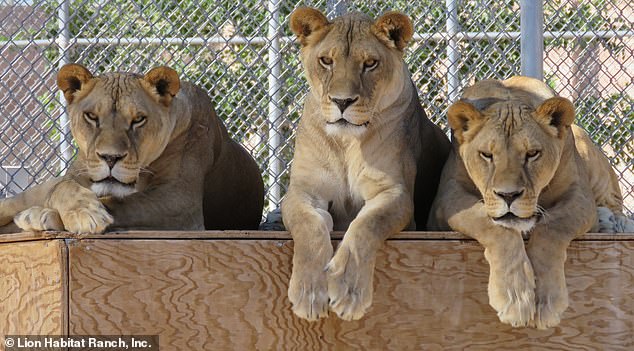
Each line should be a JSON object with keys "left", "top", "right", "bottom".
{"left": 491, "top": 212, "right": 538, "bottom": 233}
{"left": 91, "top": 177, "right": 137, "bottom": 198}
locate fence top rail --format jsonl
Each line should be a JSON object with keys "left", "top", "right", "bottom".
{"left": 2, "top": 30, "right": 632, "bottom": 48}
{"left": 0, "top": 230, "right": 632, "bottom": 244}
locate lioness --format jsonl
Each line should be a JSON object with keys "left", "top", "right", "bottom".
{"left": 428, "top": 76, "right": 633, "bottom": 329}
{"left": 282, "top": 8, "right": 451, "bottom": 321}
{"left": 0, "top": 64, "right": 264, "bottom": 233}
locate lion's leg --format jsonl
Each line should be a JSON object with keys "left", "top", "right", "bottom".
{"left": 101, "top": 180, "right": 205, "bottom": 230}
{"left": 482, "top": 232, "right": 536, "bottom": 327}
{"left": 47, "top": 180, "right": 113, "bottom": 233}
{"left": 526, "top": 186, "right": 595, "bottom": 329}
{"left": 0, "top": 178, "right": 63, "bottom": 227}
{"left": 326, "top": 187, "right": 412, "bottom": 321}
{"left": 440, "top": 182, "right": 536, "bottom": 327}
{"left": 281, "top": 190, "right": 333, "bottom": 321}
{"left": 526, "top": 233, "right": 569, "bottom": 329}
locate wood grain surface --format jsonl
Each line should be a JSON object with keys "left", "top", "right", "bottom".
{"left": 0, "top": 239, "right": 66, "bottom": 346}
{"left": 67, "top": 238, "right": 634, "bottom": 351}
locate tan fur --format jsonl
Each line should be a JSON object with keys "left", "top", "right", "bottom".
{"left": 428, "top": 76, "right": 628, "bottom": 329}
{"left": 1, "top": 64, "right": 264, "bottom": 234}
{"left": 282, "top": 8, "right": 450, "bottom": 321}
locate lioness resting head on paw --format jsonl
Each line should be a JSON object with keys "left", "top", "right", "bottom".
{"left": 281, "top": 7, "right": 451, "bottom": 321}
{"left": 427, "top": 76, "right": 632, "bottom": 329}
{"left": 0, "top": 64, "right": 264, "bottom": 233}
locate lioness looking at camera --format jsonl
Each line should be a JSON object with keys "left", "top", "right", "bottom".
{"left": 0, "top": 64, "right": 264, "bottom": 233}
{"left": 282, "top": 8, "right": 451, "bottom": 321}
{"left": 428, "top": 76, "right": 633, "bottom": 329}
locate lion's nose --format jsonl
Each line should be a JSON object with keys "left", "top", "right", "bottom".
{"left": 97, "top": 152, "right": 127, "bottom": 169}
{"left": 329, "top": 96, "right": 359, "bottom": 113}
{"left": 494, "top": 189, "right": 524, "bottom": 206}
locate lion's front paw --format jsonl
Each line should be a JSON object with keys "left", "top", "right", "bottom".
{"left": 60, "top": 201, "right": 113, "bottom": 234}
{"left": 532, "top": 286, "right": 568, "bottom": 329}
{"left": 488, "top": 253, "right": 536, "bottom": 327}
{"left": 14, "top": 206, "right": 64, "bottom": 231}
{"left": 288, "top": 265, "right": 329, "bottom": 321}
{"left": 530, "top": 262, "right": 569, "bottom": 329}
{"left": 326, "top": 241, "right": 375, "bottom": 321}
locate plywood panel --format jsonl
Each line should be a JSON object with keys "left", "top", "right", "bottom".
{"left": 0, "top": 240, "right": 66, "bottom": 341}
{"left": 68, "top": 238, "right": 634, "bottom": 350}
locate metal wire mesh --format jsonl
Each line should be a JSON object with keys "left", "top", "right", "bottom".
{"left": 0, "top": 0, "right": 632, "bottom": 216}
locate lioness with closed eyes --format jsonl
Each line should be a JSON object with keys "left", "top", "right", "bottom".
{"left": 282, "top": 7, "right": 451, "bottom": 321}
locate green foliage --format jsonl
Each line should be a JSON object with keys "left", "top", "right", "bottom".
{"left": 576, "top": 94, "right": 633, "bottom": 165}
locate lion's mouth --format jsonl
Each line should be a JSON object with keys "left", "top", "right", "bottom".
{"left": 92, "top": 176, "right": 136, "bottom": 187}
{"left": 327, "top": 119, "right": 369, "bottom": 127}
{"left": 91, "top": 176, "right": 137, "bottom": 198}
{"left": 491, "top": 212, "right": 539, "bottom": 233}
{"left": 492, "top": 212, "right": 539, "bottom": 221}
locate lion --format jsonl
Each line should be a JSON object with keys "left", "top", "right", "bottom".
{"left": 0, "top": 64, "right": 264, "bottom": 233}
{"left": 281, "top": 8, "right": 451, "bottom": 321}
{"left": 427, "top": 76, "right": 633, "bottom": 329}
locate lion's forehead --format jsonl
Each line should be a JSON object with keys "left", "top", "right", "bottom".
{"left": 81, "top": 74, "right": 149, "bottom": 113}
{"left": 331, "top": 12, "right": 372, "bottom": 33}
{"left": 483, "top": 102, "right": 536, "bottom": 138}
{"left": 319, "top": 13, "right": 375, "bottom": 50}
{"left": 97, "top": 73, "right": 143, "bottom": 99}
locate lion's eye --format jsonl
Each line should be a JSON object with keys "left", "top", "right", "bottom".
{"left": 480, "top": 151, "right": 493, "bottom": 161}
{"left": 83, "top": 112, "right": 99, "bottom": 127}
{"left": 526, "top": 149, "right": 541, "bottom": 161}
{"left": 131, "top": 115, "right": 147, "bottom": 129}
{"left": 363, "top": 59, "right": 379, "bottom": 72}
{"left": 319, "top": 56, "right": 333, "bottom": 68}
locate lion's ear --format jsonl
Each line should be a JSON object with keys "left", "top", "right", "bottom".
{"left": 534, "top": 97, "right": 575, "bottom": 138}
{"left": 290, "top": 7, "right": 329, "bottom": 46}
{"left": 144, "top": 66, "right": 180, "bottom": 107}
{"left": 372, "top": 11, "right": 414, "bottom": 51}
{"left": 57, "top": 63, "right": 93, "bottom": 104}
{"left": 447, "top": 101, "right": 485, "bottom": 144}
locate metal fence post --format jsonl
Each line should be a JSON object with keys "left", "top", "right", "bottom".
{"left": 446, "top": 0, "right": 460, "bottom": 103}
{"left": 520, "top": 0, "right": 544, "bottom": 80}
{"left": 56, "top": 0, "right": 72, "bottom": 173}
{"left": 267, "top": 0, "right": 282, "bottom": 209}
{"left": 327, "top": 0, "right": 348, "bottom": 17}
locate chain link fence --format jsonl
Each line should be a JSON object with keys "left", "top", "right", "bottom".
{"left": 0, "top": 0, "right": 632, "bottom": 217}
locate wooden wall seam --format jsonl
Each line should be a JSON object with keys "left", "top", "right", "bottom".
{"left": 62, "top": 239, "right": 70, "bottom": 336}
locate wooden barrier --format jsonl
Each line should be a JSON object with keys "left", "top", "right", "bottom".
{"left": 0, "top": 231, "right": 632, "bottom": 350}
